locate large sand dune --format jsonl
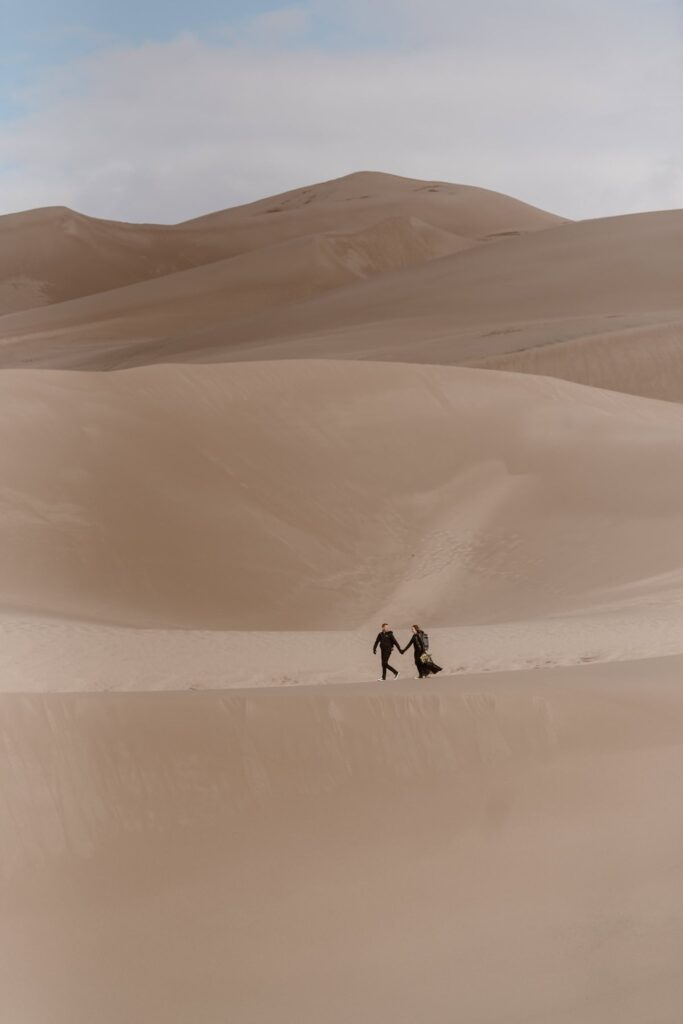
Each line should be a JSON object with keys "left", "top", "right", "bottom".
{"left": 2, "top": 171, "right": 680, "bottom": 402}
{"left": 2, "top": 170, "right": 683, "bottom": 1023}
{"left": 182, "top": 168, "right": 564, "bottom": 238}
{"left": 1, "top": 207, "right": 679, "bottom": 406}
{"left": 0, "top": 170, "right": 560, "bottom": 317}
{"left": 0, "top": 216, "right": 469, "bottom": 369}
{"left": 3, "top": 663, "right": 682, "bottom": 1023}
{"left": 2, "top": 360, "right": 683, "bottom": 632}
{"left": 145, "top": 209, "right": 681, "bottom": 372}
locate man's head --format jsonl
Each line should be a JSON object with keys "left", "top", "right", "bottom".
{"left": 382, "top": 623, "right": 390, "bottom": 631}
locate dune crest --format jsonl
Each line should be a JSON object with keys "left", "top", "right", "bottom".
{"left": 158, "top": 209, "right": 680, "bottom": 367}
{"left": 1, "top": 206, "right": 679, "bottom": 401}
{"left": 0, "top": 170, "right": 561, "bottom": 316}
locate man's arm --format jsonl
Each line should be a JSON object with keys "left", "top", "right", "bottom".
{"left": 373, "top": 633, "right": 381, "bottom": 654}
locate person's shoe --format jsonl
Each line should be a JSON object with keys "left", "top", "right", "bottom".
{"left": 394, "top": 672, "right": 400, "bottom": 679}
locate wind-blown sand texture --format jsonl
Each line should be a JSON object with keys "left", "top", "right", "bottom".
{"left": 0, "top": 173, "right": 680, "bottom": 402}
{"left": 1, "top": 171, "right": 682, "bottom": 1022}
{"left": 3, "top": 665, "right": 683, "bottom": 1023}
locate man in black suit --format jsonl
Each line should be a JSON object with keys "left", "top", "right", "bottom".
{"left": 373, "top": 623, "right": 401, "bottom": 680}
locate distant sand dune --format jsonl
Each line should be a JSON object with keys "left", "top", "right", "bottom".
{"left": 0, "top": 216, "right": 470, "bottom": 368}
{"left": 1, "top": 208, "right": 678, "bottom": 405}
{"left": 0, "top": 170, "right": 560, "bottom": 316}
{"left": 470, "top": 319, "right": 683, "bottom": 401}
{"left": 0, "top": 205, "right": 236, "bottom": 314}
{"left": 2, "top": 172, "right": 680, "bottom": 402}
{"left": 181, "top": 168, "right": 564, "bottom": 238}
{"left": 153, "top": 209, "right": 680, "bottom": 370}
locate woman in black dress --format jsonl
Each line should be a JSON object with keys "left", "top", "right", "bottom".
{"left": 401, "top": 625, "right": 442, "bottom": 678}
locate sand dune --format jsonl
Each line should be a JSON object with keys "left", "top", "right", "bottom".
{"left": 2, "top": 170, "right": 683, "bottom": 1024}
{"left": 0, "top": 205, "right": 237, "bottom": 315}
{"left": 470, "top": 319, "right": 683, "bottom": 401}
{"left": 0, "top": 170, "right": 560, "bottom": 317}
{"left": 4, "top": 603, "right": 683, "bottom": 692}
{"left": 182, "top": 168, "right": 565, "bottom": 238}
{"left": 2, "top": 207, "right": 678, "bottom": 396}
{"left": 2, "top": 360, "right": 683, "bottom": 631}
{"left": 3, "top": 662, "right": 682, "bottom": 1023}
{"left": 147, "top": 209, "right": 681, "bottom": 369}
{"left": 0, "top": 216, "right": 469, "bottom": 369}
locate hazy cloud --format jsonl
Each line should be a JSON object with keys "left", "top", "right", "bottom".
{"left": 0, "top": 1, "right": 680, "bottom": 220}
{"left": 247, "top": 5, "right": 312, "bottom": 42}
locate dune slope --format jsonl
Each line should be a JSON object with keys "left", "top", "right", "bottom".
{"left": 181, "top": 168, "right": 565, "bottom": 238}
{"left": 147, "top": 209, "right": 681, "bottom": 367}
{"left": 2, "top": 360, "right": 683, "bottom": 630}
{"left": 3, "top": 663, "right": 683, "bottom": 1023}
{"left": 0, "top": 206, "right": 239, "bottom": 314}
{"left": 0, "top": 170, "right": 561, "bottom": 316}
{"left": 2, "top": 175, "right": 679, "bottom": 403}
{"left": 5, "top": 208, "right": 678, "bottom": 399}
{"left": 0, "top": 217, "right": 469, "bottom": 369}
{"left": 470, "top": 319, "right": 683, "bottom": 402}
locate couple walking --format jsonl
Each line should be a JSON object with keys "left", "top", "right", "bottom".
{"left": 373, "top": 623, "right": 443, "bottom": 680}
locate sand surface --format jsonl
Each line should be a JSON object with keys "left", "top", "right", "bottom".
{"left": 471, "top": 319, "right": 683, "bottom": 402}
{"left": 2, "top": 171, "right": 683, "bottom": 1022}
{"left": 0, "top": 216, "right": 470, "bottom": 369}
{"left": 0, "top": 194, "right": 679, "bottom": 405}
{"left": 2, "top": 662, "right": 683, "bottom": 1023}
{"left": 3, "top": 361, "right": 683, "bottom": 632}
{"left": 0, "top": 170, "right": 560, "bottom": 316}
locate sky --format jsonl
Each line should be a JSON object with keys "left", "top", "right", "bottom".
{"left": 0, "top": 0, "right": 681, "bottom": 221}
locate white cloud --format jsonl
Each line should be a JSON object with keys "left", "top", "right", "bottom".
{"left": 247, "top": 5, "right": 312, "bottom": 42}
{"left": 0, "top": 1, "right": 680, "bottom": 221}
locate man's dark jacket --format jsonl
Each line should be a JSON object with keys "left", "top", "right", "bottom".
{"left": 373, "top": 630, "right": 400, "bottom": 655}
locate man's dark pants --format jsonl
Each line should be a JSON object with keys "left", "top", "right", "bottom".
{"left": 381, "top": 651, "right": 398, "bottom": 680}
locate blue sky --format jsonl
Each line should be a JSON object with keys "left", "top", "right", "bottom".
{"left": 0, "top": 0, "right": 381, "bottom": 115}
{"left": 0, "top": 1, "right": 680, "bottom": 220}
{"left": 1, "top": 2, "right": 290, "bottom": 115}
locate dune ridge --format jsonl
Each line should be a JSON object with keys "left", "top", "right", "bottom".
{"left": 0, "top": 215, "right": 470, "bottom": 368}
{"left": 1, "top": 171, "right": 680, "bottom": 402}
{"left": 1, "top": 206, "right": 679, "bottom": 405}
{"left": 0, "top": 170, "right": 561, "bottom": 316}
{"left": 146, "top": 209, "right": 680, "bottom": 369}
